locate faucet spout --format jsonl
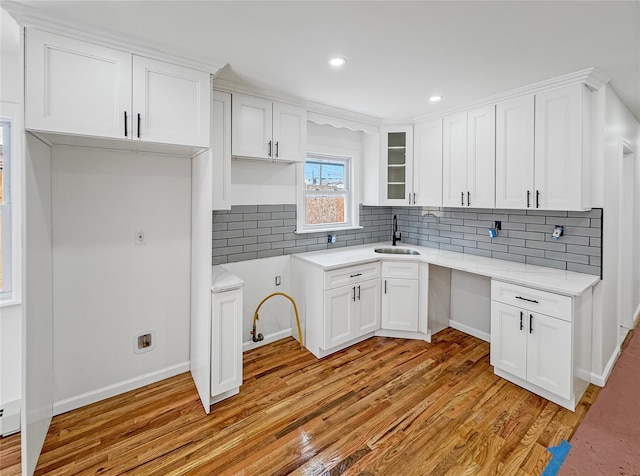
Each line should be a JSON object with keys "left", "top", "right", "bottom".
{"left": 392, "top": 215, "right": 401, "bottom": 246}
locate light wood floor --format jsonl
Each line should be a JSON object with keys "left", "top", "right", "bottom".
{"left": 0, "top": 329, "right": 599, "bottom": 475}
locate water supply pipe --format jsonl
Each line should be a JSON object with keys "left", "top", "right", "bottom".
{"left": 251, "top": 292, "right": 304, "bottom": 350}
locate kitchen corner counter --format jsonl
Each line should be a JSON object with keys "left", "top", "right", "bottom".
{"left": 292, "top": 243, "right": 600, "bottom": 296}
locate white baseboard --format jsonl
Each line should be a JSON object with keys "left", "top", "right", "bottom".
{"left": 449, "top": 320, "right": 490, "bottom": 343}
{"left": 53, "top": 361, "right": 190, "bottom": 416}
{"left": 0, "top": 399, "right": 21, "bottom": 436}
{"left": 591, "top": 345, "right": 621, "bottom": 387}
{"left": 375, "top": 329, "right": 431, "bottom": 342}
{"left": 590, "top": 345, "right": 621, "bottom": 387}
{"left": 242, "top": 328, "right": 292, "bottom": 352}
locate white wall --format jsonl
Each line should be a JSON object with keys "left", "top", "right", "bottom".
{"left": 591, "top": 84, "right": 640, "bottom": 381}
{"left": 51, "top": 146, "right": 191, "bottom": 411}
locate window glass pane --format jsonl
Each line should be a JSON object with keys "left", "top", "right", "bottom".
{"left": 0, "top": 119, "right": 11, "bottom": 294}
{"left": 304, "top": 160, "right": 345, "bottom": 191}
{"left": 305, "top": 196, "right": 345, "bottom": 225}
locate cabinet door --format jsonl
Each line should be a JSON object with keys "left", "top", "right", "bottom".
{"left": 442, "top": 112, "right": 468, "bottom": 207}
{"left": 355, "top": 279, "right": 381, "bottom": 336}
{"left": 534, "top": 85, "right": 585, "bottom": 210}
{"left": 212, "top": 91, "right": 232, "bottom": 210}
{"left": 132, "top": 56, "right": 210, "bottom": 147}
{"left": 211, "top": 288, "right": 243, "bottom": 396}
{"left": 466, "top": 105, "right": 496, "bottom": 208}
{"left": 25, "top": 29, "right": 131, "bottom": 139}
{"left": 381, "top": 278, "right": 419, "bottom": 331}
{"left": 381, "top": 126, "right": 414, "bottom": 205}
{"left": 490, "top": 302, "right": 527, "bottom": 380}
{"left": 413, "top": 118, "right": 443, "bottom": 206}
{"left": 232, "top": 94, "right": 273, "bottom": 159}
{"left": 324, "top": 286, "right": 356, "bottom": 349}
{"left": 272, "top": 102, "right": 307, "bottom": 162}
{"left": 527, "top": 312, "right": 571, "bottom": 399}
{"left": 495, "top": 95, "right": 535, "bottom": 209}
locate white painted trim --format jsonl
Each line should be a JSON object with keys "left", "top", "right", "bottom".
{"left": 52, "top": 362, "right": 189, "bottom": 416}
{"left": 214, "top": 79, "right": 382, "bottom": 130}
{"left": 448, "top": 320, "right": 491, "bottom": 343}
{"left": 375, "top": 329, "right": 431, "bottom": 342}
{"left": 414, "top": 68, "right": 608, "bottom": 123}
{"left": 3, "top": 1, "right": 225, "bottom": 75}
{"left": 0, "top": 399, "right": 21, "bottom": 436}
{"left": 590, "top": 345, "right": 621, "bottom": 387}
{"left": 242, "top": 328, "right": 292, "bottom": 352}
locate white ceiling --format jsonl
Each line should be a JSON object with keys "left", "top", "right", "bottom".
{"left": 8, "top": 1, "right": 640, "bottom": 121}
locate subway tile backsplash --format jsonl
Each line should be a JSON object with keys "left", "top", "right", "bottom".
{"left": 212, "top": 205, "right": 602, "bottom": 276}
{"left": 212, "top": 205, "right": 392, "bottom": 265}
{"left": 392, "top": 207, "right": 602, "bottom": 276}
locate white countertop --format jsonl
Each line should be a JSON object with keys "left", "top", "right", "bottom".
{"left": 293, "top": 243, "right": 600, "bottom": 296}
{"left": 211, "top": 265, "right": 244, "bottom": 293}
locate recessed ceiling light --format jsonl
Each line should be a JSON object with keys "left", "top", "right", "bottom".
{"left": 329, "top": 57, "right": 346, "bottom": 67}
{"left": 429, "top": 95, "right": 442, "bottom": 102}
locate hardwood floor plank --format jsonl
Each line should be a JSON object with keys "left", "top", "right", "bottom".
{"left": 2, "top": 329, "right": 602, "bottom": 476}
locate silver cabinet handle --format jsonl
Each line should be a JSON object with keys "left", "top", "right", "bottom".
{"left": 384, "top": 280, "right": 387, "bottom": 294}
{"left": 461, "top": 192, "right": 464, "bottom": 206}
{"left": 529, "top": 314, "right": 533, "bottom": 334}
{"left": 275, "top": 141, "right": 279, "bottom": 158}
{"left": 520, "top": 311, "right": 523, "bottom": 331}
{"left": 352, "top": 286, "right": 356, "bottom": 302}
{"left": 357, "top": 285, "right": 361, "bottom": 300}
{"left": 413, "top": 192, "right": 416, "bottom": 204}
{"left": 467, "top": 191, "right": 471, "bottom": 207}
{"left": 268, "top": 140, "right": 272, "bottom": 157}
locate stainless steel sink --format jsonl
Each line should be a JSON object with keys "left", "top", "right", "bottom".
{"left": 374, "top": 247, "right": 420, "bottom": 255}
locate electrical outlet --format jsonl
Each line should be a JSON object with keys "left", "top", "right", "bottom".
{"left": 275, "top": 276, "right": 281, "bottom": 286}
{"left": 135, "top": 230, "right": 145, "bottom": 245}
{"left": 328, "top": 234, "right": 337, "bottom": 243}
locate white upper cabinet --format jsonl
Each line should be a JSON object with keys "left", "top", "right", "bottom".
{"left": 496, "top": 85, "right": 590, "bottom": 211}
{"left": 25, "top": 29, "right": 211, "bottom": 148}
{"left": 25, "top": 29, "right": 132, "bottom": 139}
{"left": 534, "top": 85, "right": 589, "bottom": 211}
{"left": 495, "top": 95, "right": 535, "bottom": 209}
{"left": 132, "top": 56, "right": 211, "bottom": 147}
{"left": 232, "top": 93, "right": 306, "bottom": 162}
{"left": 380, "top": 125, "right": 414, "bottom": 205}
{"left": 443, "top": 106, "right": 495, "bottom": 208}
{"left": 413, "top": 118, "right": 443, "bottom": 207}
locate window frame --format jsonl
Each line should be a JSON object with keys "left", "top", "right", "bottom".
{"left": 0, "top": 102, "right": 22, "bottom": 306}
{"left": 296, "top": 149, "right": 361, "bottom": 234}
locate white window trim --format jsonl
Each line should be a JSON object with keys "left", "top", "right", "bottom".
{"left": 0, "top": 101, "right": 22, "bottom": 306}
{"left": 296, "top": 147, "right": 360, "bottom": 234}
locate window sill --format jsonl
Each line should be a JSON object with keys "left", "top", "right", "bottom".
{"left": 0, "top": 297, "right": 22, "bottom": 308}
{"left": 295, "top": 226, "right": 364, "bottom": 235}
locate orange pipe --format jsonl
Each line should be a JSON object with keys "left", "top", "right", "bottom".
{"left": 252, "top": 292, "right": 304, "bottom": 350}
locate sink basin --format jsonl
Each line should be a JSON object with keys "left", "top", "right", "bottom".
{"left": 374, "top": 247, "right": 420, "bottom": 255}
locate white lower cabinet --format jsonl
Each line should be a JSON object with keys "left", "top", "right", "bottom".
{"left": 211, "top": 287, "right": 243, "bottom": 399}
{"left": 324, "top": 278, "right": 381, "bottom": 349}
{"left": 491, "top": 301, "right": 571, "bottom": 399}
{"left": 490, "top": 280, "right": 590, "bottom": 410}
{"left": 381, "top": 261, "right": 420, "bottom": 332}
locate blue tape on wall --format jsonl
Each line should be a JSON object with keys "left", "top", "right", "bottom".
{"left": 543, "top": 439, "right": 572, "bottom": 476}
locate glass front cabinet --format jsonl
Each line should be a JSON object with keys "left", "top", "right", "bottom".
{"left": 380, "top": 125, "right": 414, "bottom": 205}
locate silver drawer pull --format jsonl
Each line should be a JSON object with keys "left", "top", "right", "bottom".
{"left": 516, "top": 296, "right": 539, "bottom": 304}
{"left": 350, "top": 273, "right": 362, "bottom": 278}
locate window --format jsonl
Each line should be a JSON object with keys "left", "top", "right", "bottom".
{"left": 0, "top": 117, "right": 12, "bottom": 298}
{"left": 297, "top": 153, "right": 359, "bottom": 233}
{"left": 0, "top": 101, "right": 20, "bottom": 304}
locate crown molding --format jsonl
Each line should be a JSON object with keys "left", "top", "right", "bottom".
{"left": 2, "top": 1, "right": 226, "bottom": 75}
{"left": 414, "top": 67, "right": 610, "bottom": 123}
{"left": 213, "top": 77, "right": 382, "bottom": 133}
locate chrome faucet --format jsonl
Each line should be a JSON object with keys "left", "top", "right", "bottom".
{"left": 392, "top": 214, "right": 401, "bottom": 246}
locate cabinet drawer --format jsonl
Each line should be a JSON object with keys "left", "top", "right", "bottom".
{"left": 491, "top": 280, "right": 572, "bottom": 321}
{"left": 381, "top": 261, "right": 419, "bottom": 279}
{"left": 324, "top": 262, "right": 380, "bottom": 290}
